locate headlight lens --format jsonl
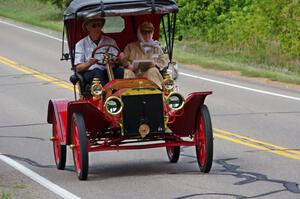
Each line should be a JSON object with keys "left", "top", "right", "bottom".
{"left": 91, "top": 84, "right": 103, "bottom": 96}
{"left": 91, "top": 78, "right": 103, "bottom": 98}
{"left": 166, "top": 92, "right": 184, "bottom": 110}
{"left": 104, "top": 96, "right": 123, "bottom": 115}
{"left": 163, "top": 78, "right": 174, "bottom": 92}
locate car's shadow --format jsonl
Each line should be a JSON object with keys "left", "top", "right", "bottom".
{"left": 4, "top": 146, "right": 300, "bottom": 199}
{"left": 88, "top": 160, "right": 178, "bottom": 178}
{"left": 87, "top": 146, "right": 300, "bottom": 198}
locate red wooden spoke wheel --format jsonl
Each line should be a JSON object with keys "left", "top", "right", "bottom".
{"left": 195, "top": 105, "right": 213, "bottom": 173}
{"left": 52, "top": 114, "right": 66, "bottom": 170}
{"left": 166, "top": 142, "right": 180, "bottom": 163}
{"left": 71, "top": 112, "right": 89, "bottom": 180}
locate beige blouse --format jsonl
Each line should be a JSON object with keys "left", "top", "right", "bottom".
{"left": 123, "top": 41, "right": 168, "bottom": 70}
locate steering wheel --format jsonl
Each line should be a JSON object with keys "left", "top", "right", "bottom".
{"left": 91, "top": 44, "right": 120, "bottom": 65}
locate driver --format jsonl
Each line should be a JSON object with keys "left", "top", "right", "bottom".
{"left": 74, "top": 16, "right": 135, "bottom": 85}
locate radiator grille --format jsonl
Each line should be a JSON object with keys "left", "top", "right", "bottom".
{"left": 121, "top": 93, "right": 165, "bottom": 136}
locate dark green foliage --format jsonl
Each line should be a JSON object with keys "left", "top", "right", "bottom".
{"left": 176, "top": 0, "right": 300, "bottom": 68}
{"left": 176, "top": 0, "right": 253, "bottom": 41}
{"left": 38, "top": 0, "right": 71, "bottom": 9}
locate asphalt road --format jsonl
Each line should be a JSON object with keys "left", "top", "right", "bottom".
{"left": 0, "top": 18, "right": 300, "bottom": 199}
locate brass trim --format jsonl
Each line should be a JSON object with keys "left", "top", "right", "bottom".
{"left": 122, "top": 88, "right": 162, "bottom": 96}
{"left": 163, "top": 73, "right": 171, "bottom": 79}
{"left": 139, "top": 81, "right": 144, "bottom": 88}
{"left": 162, "top": 77, "right": 174, "bottom": 94}
{"left": 119, "top": 120, "right": 124, "bottom": 136}
{"left": 104, "top": 96, "right": 123, "bottom": 115}
{"left": 91, "top": 78, "right": 103, "bottom": 100}
{"left": 164, "top": 115, "right": 169, "bottom": 128}
{"left": 139, "top": 123, "right": 150, "bottom": 138}
{"left": 166, "top": 92, "right": 185, "bottom": 110}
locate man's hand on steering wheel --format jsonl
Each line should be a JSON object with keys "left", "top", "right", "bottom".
{"left": 87, "top": 58, "right": 98, "bottom": 66}
{"left": 92, "top": 44, "right": 120, "bottom": 65}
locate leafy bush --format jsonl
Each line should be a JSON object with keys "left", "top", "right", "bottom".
{"left": 176, "top": 0, "right": 300, "bottom": 67}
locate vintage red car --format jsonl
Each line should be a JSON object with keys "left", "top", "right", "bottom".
{"left": 47, "top": 0, "right": 213, "bottom": 180}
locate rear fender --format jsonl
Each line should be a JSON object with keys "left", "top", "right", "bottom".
{"left": 167, "top": 92, "right": 212, "bottom": 136}
{"left": 66, "top": 101, "right": 111, "bottom": 145}
{"left": 47, "top": 99, "right": 69, "bottom": 144}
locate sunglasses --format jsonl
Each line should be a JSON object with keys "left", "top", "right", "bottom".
{"left": 90, "top": 23, "right": 102, "bottom": 28}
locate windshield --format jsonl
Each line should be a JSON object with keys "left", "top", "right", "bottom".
{"left": 102, "top": 16, "right": 125, "bottom": 33}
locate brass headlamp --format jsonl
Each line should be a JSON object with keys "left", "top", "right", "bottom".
{"left": 104, "top": 96, "right": 123, "bottom": 115}
{"left": 91, "top": 78, "right": 103, "bottom": 100}
{"left": 162, "top": 74, "right": 174, "bottom": 94}
{"left": 166, "top": 92, "right": 185, "bottom": 110}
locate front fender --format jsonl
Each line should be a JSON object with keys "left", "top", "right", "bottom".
{"left": 66, "top": 101, "right": 111, "bottom": 144}
{"left": 167, "top": 92, "right": 212, "bottom": 136}
{"left": 47, "top": 99, "right": 69, "bottom": 144}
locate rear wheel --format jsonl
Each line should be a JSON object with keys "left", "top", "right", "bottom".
{"left": 195, "top": 105, "right": 213, "bottom": 173}
{"left": 166, "top": 145, "right": 180, "bottom": 163}
{"left": 71, "top": 112, "right": 89, "bottom": 180}
{"left": 52, "top": 114, "right": 66, "bottom": 170}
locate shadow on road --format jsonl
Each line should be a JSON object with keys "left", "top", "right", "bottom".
{"left": 2, "top": 145, "right": 299, "bottom": 198}
{"left": 175, "top": 147, "right": 300, "bottom": 198}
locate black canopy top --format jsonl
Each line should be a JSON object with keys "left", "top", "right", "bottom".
{"left": 64, "top": 0, "right": 178, "bottom": 19}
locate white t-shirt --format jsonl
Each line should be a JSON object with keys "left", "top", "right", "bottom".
{"left": 74, "top": 35, "right": 118, "bottom": 70}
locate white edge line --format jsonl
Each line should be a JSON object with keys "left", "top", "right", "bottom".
{"left": 1, "top": 19, "right": 299, "bottom": 102}
{"left": 179, "top": 72, "right": 300, "bottom": 101}
{"left": 0, "top": 154, "right": 81, "bottom": 199}
{"left": 0, "top": 20, "right": 63, "bottom": 42}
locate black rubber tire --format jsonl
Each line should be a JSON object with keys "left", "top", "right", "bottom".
{"left": 195, "top": 104, "right": 213, "bottom": 173}
{"left": 71, "top": 112, "right": 89, "bottom": 180}
{"left": 52, "top": 114, "right": 66, "bottom": 170}
{"left": 166, "top": 145, "right": 180, "bottom": 163}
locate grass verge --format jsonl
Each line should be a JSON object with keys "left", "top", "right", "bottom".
{"left": 0, "top": 184, "right": 26, "bottom": 199}
{"left": 1, "top": 0, "right": 300, "bottom": 85}
{"left": 0, "top": 0, "right": 62, "bottom": 32}
{"left": 0, "top": 188, "right": 11, "bottom": 199}
{"left": 1, "top": 192, "right": 11, "bottom": 199}
{"left": 175, "top": 40, "right": 300, "bottom": 85}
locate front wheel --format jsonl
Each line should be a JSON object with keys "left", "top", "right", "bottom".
{"left": 195, "top": 105, "right": 213, "bottom": 173}
{"left": 71, "top": 112, "right": 89, "bottom": 180}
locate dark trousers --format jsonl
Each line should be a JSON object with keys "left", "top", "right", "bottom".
{"left": 83, "top": 67, "right": 124, "bottom": 86}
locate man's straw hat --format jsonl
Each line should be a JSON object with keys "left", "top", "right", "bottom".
{"left": 82, "top": 16, "right": 105, "bottom": 32}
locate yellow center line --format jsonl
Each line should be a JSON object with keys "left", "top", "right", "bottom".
{"left": 214, "top": 128, "right": 300, "bottom": 156}
{"left": 214, "top": 133, "right": 300, "bottom": 160}
{"left": 1, "top": 55, "right": 299, "bottom": 161}
{"left": 0, "top": 56, "right": 74, "bottom": 91}
{"left": 0, "top": 56, "right": 17, "bottom": 65}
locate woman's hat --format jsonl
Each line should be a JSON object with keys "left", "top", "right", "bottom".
{"left": 139, "top": 21, "right": 154, "bottom": 32}
{"left": 82, "top": 16, "right": 105, "bottom": 32}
